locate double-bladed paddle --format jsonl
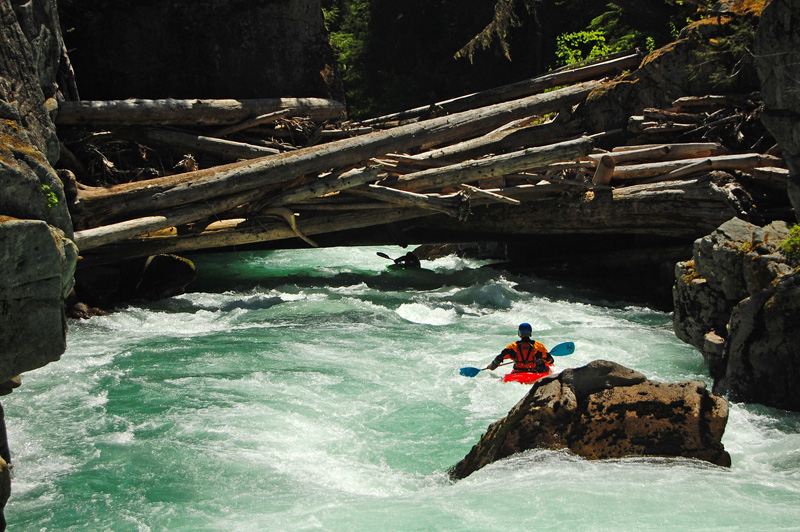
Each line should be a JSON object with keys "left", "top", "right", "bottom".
{"left": 459, "top": 341, "right": 575, "bottom": 377}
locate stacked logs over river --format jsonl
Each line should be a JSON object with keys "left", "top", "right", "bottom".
{"left": 55, "top": 51, "right": 788, "bottom": 267}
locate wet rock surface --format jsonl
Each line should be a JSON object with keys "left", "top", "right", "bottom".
{"left": 450, "top": 360, "right": 730, "bottom": 480}
{"left": 673, "top": 217, "right": 800, "bottom": 411}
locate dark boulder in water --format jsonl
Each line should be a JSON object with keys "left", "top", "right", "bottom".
{"left": 449, "top": 360, "right": 730, "bottom": 480}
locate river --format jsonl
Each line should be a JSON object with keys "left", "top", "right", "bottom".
{"left": 5, "top": 246, "right": 800, "bottom": 530}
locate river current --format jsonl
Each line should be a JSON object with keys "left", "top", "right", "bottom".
{"left": 5, "top": 246, "right": 800, "bottom": 531}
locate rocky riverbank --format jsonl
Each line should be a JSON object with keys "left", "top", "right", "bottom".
{"left": 674, "top": 218, "right": 800, "bottom": 411}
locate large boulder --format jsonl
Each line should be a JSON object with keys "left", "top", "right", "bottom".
{"left": 0, "top": 217, "right": 76, "bottom": 380}
{"left": 449, "top": 360, "right": 730, "bottom": 480}
{"left": 673, "top": 217, "right": 800, "bottom": 411}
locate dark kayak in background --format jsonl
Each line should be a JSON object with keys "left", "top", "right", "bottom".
{"left": 386, "top": 263, "right": 434, "bottom": 273}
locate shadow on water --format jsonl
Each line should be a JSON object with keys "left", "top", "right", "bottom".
{"left": 184, "top": 249, "right": 668, "bottom": 313}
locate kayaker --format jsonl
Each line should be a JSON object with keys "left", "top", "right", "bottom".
{"left": 486, "top": 323, "right": 554, "bottom": 373}
{"left": 394, "top": 251, "right": 421, "bottom": 268}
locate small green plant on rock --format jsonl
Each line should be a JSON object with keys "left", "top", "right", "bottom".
{"left": 780, "top": 224, "right": 800, "bottom": 264}
{"left": 737, "top": 240, "right": 754, "bottom": 256}
{"left": 41, "top": 184, "right": 58, "bottom": 208}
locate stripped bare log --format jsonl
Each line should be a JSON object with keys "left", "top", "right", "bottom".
{"left": 642, "top": 108, "right": 704, "bottom": 123}
{"left": 672, "top": 94, "right": 755, "bottom": 111}
{"left": 73, "top": 216, "right": 171, "bottom": 250}
{"left": 458, "top": 184, "right": 521, "bottom": 205}
{"left": 119, "top": 127, "right": 280, "bottom": 160}
{"left": 359, "top": 52, "right": 642, "bottom": 127}
{"left": 397, "top": 137, "right": 594, "bottom": 192}
{"left": 56, "top": 97, "right": 346, "bottom": 126}
{"left": 214, "top": 108, "right": 294, "bottom": 137}
{"left": 73, "top": 81, "right": 601, "bottom": 227}
{"left": 592, "top": 155, "right": 616, "bottom": 185}
{"left": 73, "top": 166, "right": 385, "bottom": 250}
{"left": 260, "top": 166, "right": 384, "bottom": 208}
{"left": 78, "top": 207, "right": 437, "bottom": 265}
{"left": 610, "top": 154, "right": 782, "bottom": 181}
{"left": 596, "top": 143, "right": 723, "bottom": 163}
{"left": 412, "top": 116, "right": 584, "bottom": 162}
{"left": 748, "top": 167, "right": 790, "bottom": 189}
{"left": 347, "top": 184, "right": 462, "bottom": 216}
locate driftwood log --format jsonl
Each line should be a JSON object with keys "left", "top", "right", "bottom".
{"left": 359, "top": 51, "right": 642, "bottom": 127}
{"left": 56, "top": 97, "right": 345, "bottom": 126}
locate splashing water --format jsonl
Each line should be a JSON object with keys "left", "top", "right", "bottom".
{"left": 5, "top": 247, "right": 800, "bottom": 531}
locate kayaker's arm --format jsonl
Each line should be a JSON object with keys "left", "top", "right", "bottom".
{"left": 486, "top": 348, "right": 516, "bottom": 370}
{"left": 536, "top": 342, "right": 555, "bottom": 365}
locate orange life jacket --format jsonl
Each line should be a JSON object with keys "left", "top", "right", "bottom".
{"left": 504, "top": 340, "right": 552, "bottom": 372}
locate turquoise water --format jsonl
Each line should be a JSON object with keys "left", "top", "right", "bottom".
{"left": 5, "top": 246, "right": 800, "bottom": 531}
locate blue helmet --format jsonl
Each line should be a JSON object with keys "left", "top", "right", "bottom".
{"left": 518, "top": 322, "right": 532, "bottom": 337}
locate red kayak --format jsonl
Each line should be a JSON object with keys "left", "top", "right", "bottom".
{"left": 503, "top": 365, "right": 553, "bottom": 384}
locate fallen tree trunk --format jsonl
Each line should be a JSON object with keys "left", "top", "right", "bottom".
{"left": 430, "top": 176, "right": 755, "bottom": 240}
{"left": 397, "top": 137, "right": 594, "bottom": 192}
{"left": 346, "top": 184, "right": 463, "bottom": 216}
{"left": 592, "top": 155, "right": 616, "bottom": 185}
{"left": 214, "top": 108, "right": 294, "bottom": 137}
{"left": 412, "top": 116, "right": 584, "bottom": 162}
{"left": 589, "top": 143, "right": 723, "bottom": 164}
{"left": 610, "top": 154, "right": 783, "bottom": 181}
{"left": 78, "top": 207, "right": 437, "bottom": 265}
{"left": 74, "top": 166, "right": 386, "bottom": 250}
{"left": 119, "top": 127, "right": 281, "bottom": 160}
{"left": 72, "top": 81, "right": 601, "bottom": 227}
{"left": 56, "top": 97, "right": 345, "bottom": 126}
{"left": 359, "top": 52, "right": 641, "bottom": 127}
{"left": 78, "top": 174, "right": 757, "bottom": 265}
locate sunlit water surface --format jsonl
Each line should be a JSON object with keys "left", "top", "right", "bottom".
{"left": 5, "top": 247, "right": 800, "bottom": 531}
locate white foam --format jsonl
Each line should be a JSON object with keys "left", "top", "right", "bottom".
{"left": 396, "top": 303, "right": 457, "bottom": 325}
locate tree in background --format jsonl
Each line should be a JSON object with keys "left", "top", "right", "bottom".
{"left": 323, "top": 0, "right": 709, "bottom": 118}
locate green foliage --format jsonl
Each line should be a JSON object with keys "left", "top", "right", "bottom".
{"left": 555, "top": 30, "right": 612, "bottom": 67}
{"left": 321, "top": 0, "right": 711, "bottom": 118}
{"left": 780, "top": 225, "right": 800, "bottom": 264}
{"left": 323, "top": 0, "right": 373, "bottom": 116}
{"left": 737, "top": 240, "right": 754, "bottom": 256}
{"left": 41, "top": 184, "right": 58, "bottom": 209}
{"left": 688, "top": 18, "right": 759, "bottom": 91}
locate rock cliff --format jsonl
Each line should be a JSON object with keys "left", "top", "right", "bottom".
{"left": 1, "top": 0, "right": 76, "bottom": 382}
{"left": 755, "top": 0, "right": 800, "bottom": 215}
{"left": 450, "top": 360, "right": 731, "bottom": 480}
{"left": 0, "top": 0, "right": 77, "bottom": 524}
{"left": 669, "top": 0, "right": 800, "bottom": 412}
{"left": 673, "top": 217, "right": 800, "bottom": 411}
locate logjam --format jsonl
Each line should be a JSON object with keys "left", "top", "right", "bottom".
{"left": 56, "top": 51, "right": 786, "bottom": 266}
